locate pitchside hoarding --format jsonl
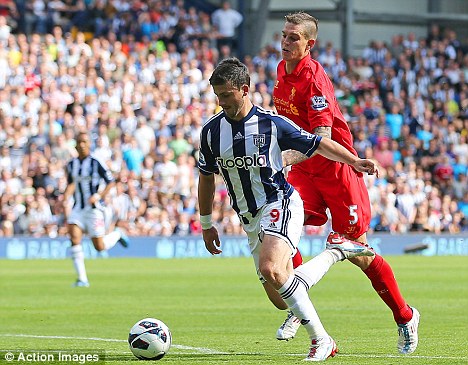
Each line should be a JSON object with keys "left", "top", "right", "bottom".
{"left": 0, "top": 234, "right": 466, "bottom": 260}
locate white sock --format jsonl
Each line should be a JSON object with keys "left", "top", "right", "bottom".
{"left": 70, "top": 245, "right": 88, "bottom": 282}
{"left": 103, "top": 230, "right": 121, "bottom": 250}
{"left": 294, "top": 249, "right": 343, "bottom": 290}
{"left": 278, "top": 274, "right": 329, "bottom": 339}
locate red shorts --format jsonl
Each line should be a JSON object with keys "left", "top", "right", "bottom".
{"left": 288, "top": 162, "right": 371, "bottom": 239}
{"left": 292, "top": 249, "right": 303, "bottom": 268}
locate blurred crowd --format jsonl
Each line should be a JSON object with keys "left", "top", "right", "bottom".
{"left": 0, "top": 0, "right": 466, "bottom": 238}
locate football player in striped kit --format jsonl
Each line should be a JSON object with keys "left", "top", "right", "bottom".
{"left": 63, "top": 132, "right": 129, "bottom": 287}
{"left": 198, "top": 58, "right": 377, "bottom": 361}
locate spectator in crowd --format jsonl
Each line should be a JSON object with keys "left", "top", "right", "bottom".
{"left": 211, "top": 1, "right": 243, "bottom": 55}
{"left": 123, "top": 136, "right": 145, "bottom": 176}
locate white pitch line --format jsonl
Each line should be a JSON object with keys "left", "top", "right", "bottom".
{"left": 3, "top": 334, "right": 467, "bottom": 361}
{"left": 2, "top": 334, "right": 225, "bottom": 354}
{"left": 5, "top": 334, "right": 124, "bottom": 343}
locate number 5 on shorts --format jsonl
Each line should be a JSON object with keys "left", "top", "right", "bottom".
{"left": 349, "top": 204, "right": 358, "bottom": 225}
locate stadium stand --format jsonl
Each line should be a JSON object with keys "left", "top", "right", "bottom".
{"left": 0, "top": 1, "right": 466, "bottom": 237}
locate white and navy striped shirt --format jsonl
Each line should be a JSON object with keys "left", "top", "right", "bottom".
{"left": 66, "top": 155, "right": 114, "bottom": 209}
{"left": 198, "top": 106, "right": 321, "bottom": 216}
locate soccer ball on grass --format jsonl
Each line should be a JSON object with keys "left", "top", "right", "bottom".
{"left": 128, "top": 318, "right": 172, "bottom": 360}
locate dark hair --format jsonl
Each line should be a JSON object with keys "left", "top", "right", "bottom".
{"left": 209, "top": 57, "right": 250, "bottom": 89}
{"left": 76, "top": 131, "right": 90, "bottom": 142}
{"left": 285, "top": 11, "right": 319, "bottom": 40}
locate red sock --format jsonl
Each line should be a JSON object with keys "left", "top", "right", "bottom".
{"left": 292, "top": 249, "right": 303, "bottom": 269}
{"left": 363, "top": 254, "right": 413, "bottom": 324}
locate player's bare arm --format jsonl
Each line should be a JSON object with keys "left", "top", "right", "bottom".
{"left": 282, "top": 139, "right": 378, "bottom": 176}
{"left": 315, "top": 138, "right": 379, "bottom": 177}
{"left": 313, "top": 126, "right": 332, "bottom": 139}
{"left": 89, "top": 181, "right": 115, "bottom": 205}
{"left": 63, "top": 182, "right": 74, "bottom": 202}
{"left": 62, "top": 182, "right": 75, "bottom": 219}
{"left": 63, "top": 182, "right": 75, "bottom": 207}
{"left": 198, "top": 173, "right": 222, "bottom": 255}
{"left": 282, "top": 149, "right": 309, "bottom": 167}
{"left": 198, "top": 173, "right": 215, "bottom": 216}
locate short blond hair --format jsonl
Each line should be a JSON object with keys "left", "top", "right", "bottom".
{"left": 285, "top": 11, "right": 318, "bottom": 40}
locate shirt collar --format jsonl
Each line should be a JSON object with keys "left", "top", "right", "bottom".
{"left": 283, "top": 54, "right": 311, "bottom": 76}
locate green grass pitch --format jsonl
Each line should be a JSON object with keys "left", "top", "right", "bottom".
{"left": 1, "top": 256, "right": 467, "bottom": 364}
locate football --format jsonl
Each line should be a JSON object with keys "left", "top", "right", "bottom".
{"left": 128, "top": 318, "right": 172, "bottom": 360}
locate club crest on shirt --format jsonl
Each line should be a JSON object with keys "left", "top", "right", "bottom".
{"left": 310, "top": 95, "right": 328, "bottom": 111}
{"left": 252, "top": 134, "right": 266, "bottom": 148}
{"left": 289, "top": 87, "right": 296, "bottom": 101}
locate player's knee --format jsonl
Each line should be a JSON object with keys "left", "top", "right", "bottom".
{"left": 259, "top": 262, "right": 282, "bottom": 287}
{"left": 92, "top": 238, "right": 105, "bottom": 251}
{"left": 69, "top": 235, "right": 81, "bottom": 246}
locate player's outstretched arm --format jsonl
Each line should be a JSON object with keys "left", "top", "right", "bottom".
{"left": 352, "top": 159, "right": 380, "bottom": 177}
{"left": 282, "top": 143, "right": 379, "bottom": 177}
{"left": 315, "top": 138, "right": 379, "bottom": 176}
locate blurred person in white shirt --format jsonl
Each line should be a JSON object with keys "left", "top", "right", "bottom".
{"left": 211, "top": 1, "right": 243, "bottom": 54}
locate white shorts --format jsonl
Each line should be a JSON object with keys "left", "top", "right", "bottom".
{"left": 239, "top": 190, "right": 304, "bottom": 282}
{"left": 68, "top": 207, "right": 106, "bottom": 238}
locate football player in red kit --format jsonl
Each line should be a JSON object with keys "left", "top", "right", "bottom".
{"left": 272, "top": 11, "right": 420, "bottom": 355}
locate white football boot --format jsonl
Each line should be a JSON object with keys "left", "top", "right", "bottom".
{"left": 276, "top": 310, "right": 301, "bottom": 341}
{"left": 304, "top": 336, "right": 338, "bottom": 361}
{"left": 397, "top": 307, "right": 420, "bottom": 354}
{"left": 325, "top": 232, "right": 375, "bottom": 260}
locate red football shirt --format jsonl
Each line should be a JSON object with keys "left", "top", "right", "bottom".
{"left": 273, "top": 55, "right": 357, "bottom": 173}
